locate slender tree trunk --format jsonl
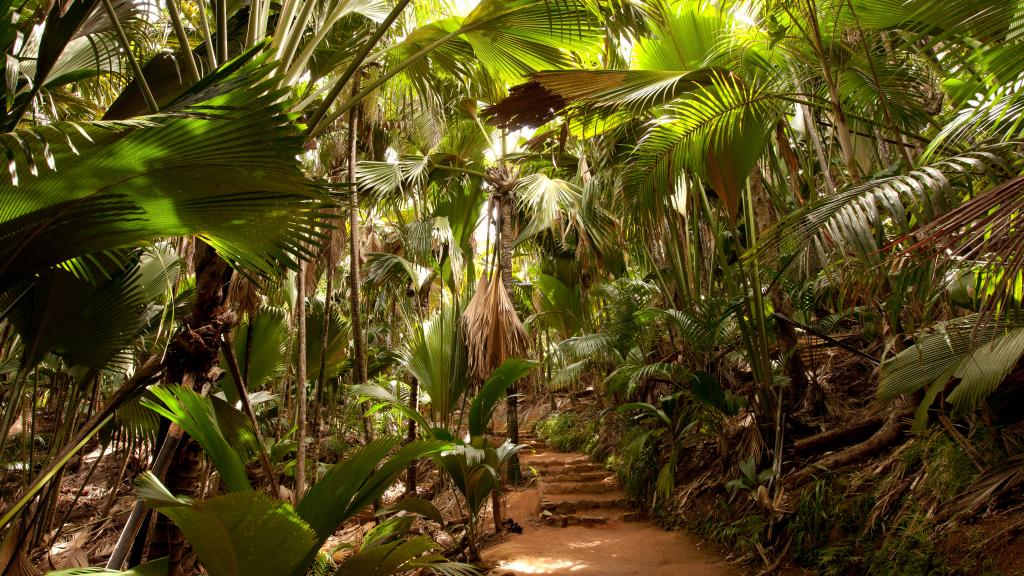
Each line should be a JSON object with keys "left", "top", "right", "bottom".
{"left": 295, "top": 262, "right": 308, "bottom": 498}
{"left": 311, "top": 255, "right": 335, "bottom": 480}
{"left": 498, "top": 192, "right": 521, "bottom": 485}
{"left": 795, "top": 76, "right": 835, "bottom": 198}
{"left": 804, "top": 5, "right": 861, "bottom": 184}
{"left": 492, "top": 491, "right": 503, "bottom": 534}
{"left": 405, "top": 376, "right": 418, "bottom": 495}
{"left": 348, "top": 75, "right": 373, "bottom": 444}
{"left": 750, "top": 168, "right": 812, "bottom": 412}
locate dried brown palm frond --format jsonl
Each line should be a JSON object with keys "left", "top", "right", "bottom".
{"left": 303, "top": 209, "right": 346, "bottom": 291}
{"left": 462, "top": 274, "right": 529, "bottom": 381}
{"left": 5, "top": 549, "right": 40, "bottom": 576}
{"left": 901, "top": 174, "right": 1024, "bottom": 321}
{"left": 48, "top": 538, "right": 89, "bottom": 570}
{"left": 227, "top": 273, "right": 261, "bottom": 318}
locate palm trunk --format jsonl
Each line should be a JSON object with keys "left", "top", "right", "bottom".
{"left": 405, "top": 376, "right": 418, "bottom": 494}
{"left": 750, "top": 168, "right": 811, "bottom": 411}
{"left": 310, "top": 255, "right": 335, "bottom": 481}
{"left": 295, "top": 262, "right": 308, "bottom": 497}
{"left": 348, "top": 76, "right": 372, "bottom": 443}
{"left": 498, "top": 192, "right": 521, "bottom": 485}
{"left": 804, "top": 5, "right": 861, "bottom": 184}
{"left": 161, "top": 240, "right": 233, "bottom": 576}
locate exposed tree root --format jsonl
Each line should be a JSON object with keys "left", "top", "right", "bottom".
{"left": 792, "top": 412, "right": 890, "bottom": 456}
{"left": 787, "top": 405, "right": 915, "bottom": 486}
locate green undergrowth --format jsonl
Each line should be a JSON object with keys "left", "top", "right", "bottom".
{"left": 534, "top": 412, "right": 599, "bottom": 454}
{"left": 605, "top": 420, "right": 1010, "bottom": 575}
{"left": 609, "top": 426, "right": 661, "bottom": 508}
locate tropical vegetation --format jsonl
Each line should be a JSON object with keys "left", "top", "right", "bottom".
{"left": 2, "top": 0, "right": 1024, "bottom": 573}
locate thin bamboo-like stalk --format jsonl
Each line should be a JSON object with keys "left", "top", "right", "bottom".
{"left": 275, "top": 0, "right": 317, "bottom": 81}
{"left": 165, "top": 0, "right": 200, "bottom": 83}
{"left": 348, "top": 76, "right": 373, "bottom": 444}
{"left": 216, "top": 0, "right": 227, "bottom": 63}
{"left": 310, "top": 254, "right": 335, "bottom": 481}
{"left": 305, "top": 0, "right": 414, "bottom": 131}
{"left": 196, "top": 0, "right": 217, "bottom": 69}
{"left": 101, "top": 0, "right": 158, "bottom": 113}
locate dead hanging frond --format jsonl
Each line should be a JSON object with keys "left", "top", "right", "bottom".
{"left": 305, "top": 206, "right": 347, "bottom": 289}
{"left": 461, "top": 275, "right": 529, "bottom": 381}
{"left": 227, "top": 273, "right": 261, "bottom": 318}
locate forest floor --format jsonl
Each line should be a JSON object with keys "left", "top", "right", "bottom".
{"left": 481, "top": 433, "right": 738, "bottom": 576}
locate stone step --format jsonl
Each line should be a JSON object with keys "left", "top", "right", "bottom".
{"left": 539, "top": 493, "right": 628, "bottom": 514}
{"left": 544, "top": 470, "right": 612, "bottom": 483}
{"left": 541, "top": 480, "right": 619, "bottom": 495}
{"left": 523, "top": 461, "right": 602, "bottom": 472}
{"left": 520, "top": 455, "right": 598, "bottom": 469}
{"left": 538, "top": 511, "right": 645, "bottom": 527}
{"left": 522, "top": 453, "right": 590, "bottom": 464}
{"left": 539, "top": 510, "right": 611, "bottom": 528}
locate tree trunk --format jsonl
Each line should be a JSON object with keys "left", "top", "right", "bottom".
{"left": 348, "top": 76, "right": 372, "bottom": 444}
{"left": 161, "top": 240, "right": 234, "bottom": 576}
{"left": 805, "top": 9, "right": 861, "bottom": 185}
{"left": 294, "top": 261, "right": 308, "bottom": 498}
{"left": 310, "top": 255, "right": 335, "bottom": 480}
{"left": 491, "top": 491, "right": 503, "bottom": 535}
{"left": 749, "top": 169, "right": 812, "bottom": 413}
{"left": 795, "top": 77, "right": 836, "bottom": 198}
{"left": 405, "top": 376, "right": 418, "bottom": 495}
{"left": 498, "top": 192, "right": 521, "bottom": 485}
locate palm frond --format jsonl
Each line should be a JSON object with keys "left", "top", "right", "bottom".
{"left": 296, "top": 438, "right": 448, "bottom": 544}
{"left": 751, "top": 147, "right": 1015, "bottom": 266}
{"left": 461, "top": 275, "right": 529, "bottom": 381}
{"left": 628, "top": 72, "right": 779, "bottom": 222}
{"left": 0, "top": 55, "right": 334, "bottom": 292}
{"left": 467, "top": 357, "right": 535, "bottom": 436}
{"left": 134, "top": 473, "right": 317, "bottom": 576}
{"left": 403, "top": 301, "right": 468, "bottom": 429}
{"left": 878, "top": 312, "right": 1024, "bottom": 413}
{"left": 220, "top": 305, "right": 288, "bottom": 400}
{"left": 141, "top": 385, "right": 250, "bottom": 492}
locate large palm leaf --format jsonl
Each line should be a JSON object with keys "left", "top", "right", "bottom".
{"left": 878, "top": 312, "right": 1024, "bottom": 416}
{"left": 402, "top": 302, "right": 469, "bottom": 430}
{"left": 0, "top": 54, "right": 334, "bottom": 293}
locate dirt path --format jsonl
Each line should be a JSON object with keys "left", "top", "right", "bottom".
{"left": 482, "top": 435, "right": 740, "bottom": 576}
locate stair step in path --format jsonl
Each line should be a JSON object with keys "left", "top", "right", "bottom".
{"left": 519, "top": 435, "right": 633, "bottom": 529}
{"left": 482, "top": 435, "right": 738, "bottom": 575}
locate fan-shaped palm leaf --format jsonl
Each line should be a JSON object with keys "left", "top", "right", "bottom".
{"left": 0, "top": 55, "right": 333, "bottom": 293}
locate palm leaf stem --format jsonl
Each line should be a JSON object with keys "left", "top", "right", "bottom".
{"left": 430, "top": 163, "right": 491, "bottom": 180}
{"left": 198, "top": 0, "right": 218, "bottom": 68}
{"left": 101, "top": 0, "right": 158, "bottom": 113}
{"left": 306, "top": 0, "right": 415, "bottom": 133}
{"left": 165, "top": 0, "right": 201, "bottom": 84}
{"left": 222, "top": 332, "right": 278, "bottom": 492}
{"left": 216, "top": 0, "right": 227, "bottom": 62}
{"left": 310, "top": 28, "right": 458, "bottom": 137}
{"left": 275, "top": 0, "right": 318, "bottom": 84}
